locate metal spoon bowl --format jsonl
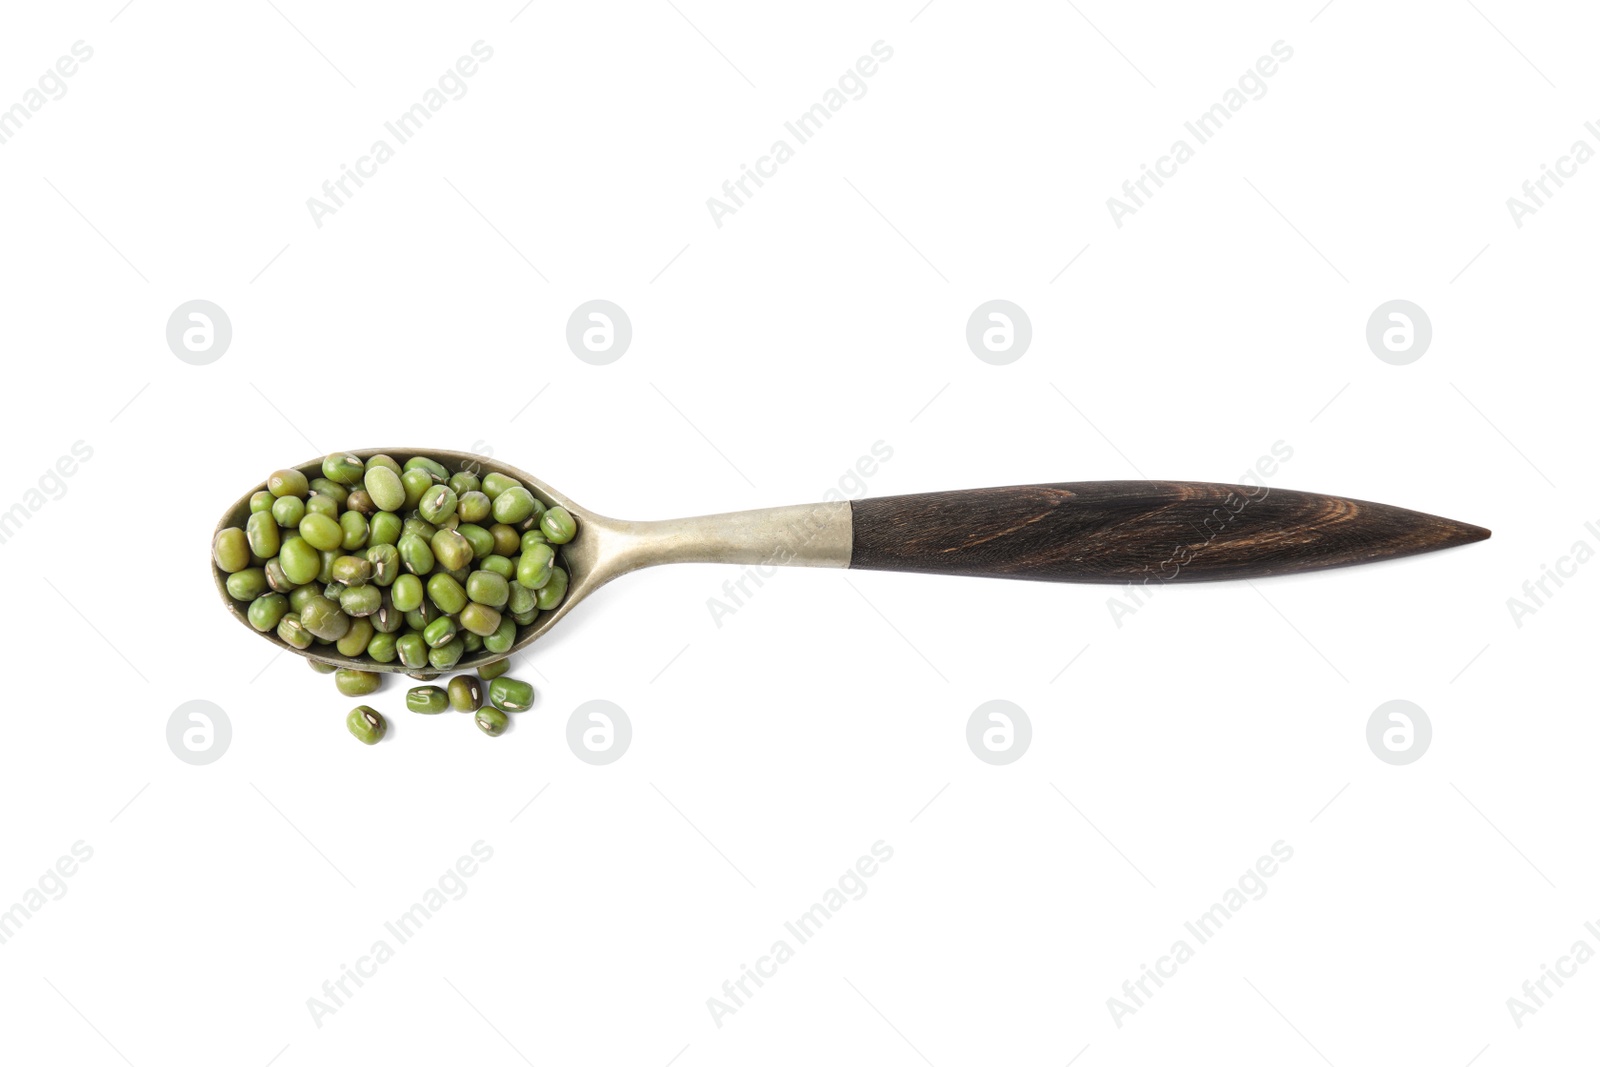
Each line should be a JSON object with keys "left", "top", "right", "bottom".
{"left": 212, "top": 447, "right": 851, "bottom": 675}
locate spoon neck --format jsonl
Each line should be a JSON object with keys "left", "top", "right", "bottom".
{"left": 595, "top": 501, "right": 853, "bottom": 577}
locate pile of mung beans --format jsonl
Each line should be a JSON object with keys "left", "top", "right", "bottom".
{"left": 212, "top": 451, "right": 574, "bottom": 742}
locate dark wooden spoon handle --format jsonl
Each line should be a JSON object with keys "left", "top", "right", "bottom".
{"left": 848, "top": 481, "right": 1489, "bottom": 584}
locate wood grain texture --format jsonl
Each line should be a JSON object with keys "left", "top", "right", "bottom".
{"left": 848, "top": 481, "right": 1489, "bottom": 584}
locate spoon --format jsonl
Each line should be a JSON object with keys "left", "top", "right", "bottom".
{"left": 214, "top": 448, "right": 1490, "bottom": 674}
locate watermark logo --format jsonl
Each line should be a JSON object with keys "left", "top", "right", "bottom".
{"left": 566, "top": 300, "right": 632, "bottom": 365}
{"left": 707, "top": 441, "right": 892, "bottom": 628}
{"left": 1107, "top": 441, "right": 1293, "bottom": 627}
{"left": 1366, "top": 700, "right": 1430, "bottom": 766}
{"left": 966, "top": 700, "right": 1031, "bottom": 765}
{"left": 1505, "top": 919, "right": 1600, "bottom": 1029}
{"left": 305, "top": 42, "right": 495, "bottom": 229}
{"left": 1107, "top": 841, "right": 1294, "bottom": 1028}
{"left": 455, "top": 439, "right": 494, "bottom": 479}
{"left": 1365, "top": 300, "right": 1430, "bottom": 365}
{"left": 1505, "top": 120, "right": 1600, "bottom": 229}
{"left": 566, "top": 700, "right": 631, "bottom": 765}
{"left": 1506, "top": 520, "right": 1597, "bottom": 628}
{"left": 966, "top": 300, "right": 1031, "bottom": 365}
{"left": 306, "top": 841, "right": 494, "bottom": 1027}
{"left": 166, "top": 300, "right": 232, "bottom": 365}
{"left": 1106, "top": 41, "right": 1294, "bottom": 228}
{"left": 0, "top": 841, "right": 94, "bottom": 948}
{"left": 706, "top": 41, "right": 894, "bottom": 229}
{"left": 706, "top": 841, "right": 894, "bottom": 1028}
{"left": 0, "top": 441, "right": 93, "bottom": 548}
{"left": 0, "top": 41, "right": 93, "bottom": 148}
{"left": 167, "top": 700, "right": 231, "bottom": 766}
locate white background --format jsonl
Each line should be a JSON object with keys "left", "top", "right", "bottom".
{"left": 0, "top": 1, "right": 1595, "bottom": 1064}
